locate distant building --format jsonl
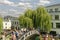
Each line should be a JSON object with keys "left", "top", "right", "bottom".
{"left": 46, "top": 4, "right": 60, "bottom": 34}
{"left": 3, "top": 16, "right": 20, "bottom": 30}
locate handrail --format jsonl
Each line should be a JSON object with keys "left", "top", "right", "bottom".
{"left": 19, "top": 30, "right": 39, "bottom": 40}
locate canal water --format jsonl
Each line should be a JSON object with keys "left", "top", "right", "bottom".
{"left": 26, "top": 34, "right": 39, "bottom": 40}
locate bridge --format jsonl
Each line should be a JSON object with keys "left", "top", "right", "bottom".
{"left": 19, "top": 30, "right": 40, "bottom": 40}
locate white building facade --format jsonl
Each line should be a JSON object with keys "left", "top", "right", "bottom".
{"left": 3, "top": 16, "right": 20, "bottom": 30}
{"left": 3, "top": 20, "right": 11, "bottom": 29}
{"left": 46, "top": 4, "right": 60, "bottom": 34}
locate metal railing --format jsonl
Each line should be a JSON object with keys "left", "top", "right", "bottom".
{"left": 19, "top": 30, "right": 39, "bottom": 40}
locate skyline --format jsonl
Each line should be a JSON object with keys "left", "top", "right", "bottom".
{"left": 0, "top": 0, "right": 60, "bottom": 17}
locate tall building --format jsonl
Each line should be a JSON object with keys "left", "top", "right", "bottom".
{"left": 3, "top": 16, "right": 20, "bottom": 30}
{"left": 46, "top": 4, "right": 60, "bottom": 34}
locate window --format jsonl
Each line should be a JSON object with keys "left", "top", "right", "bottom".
{"left": 5, "top": 27, "right": 7, "bottom": 29}
{"left": 55, "top": 15, "right": 59, "bottom": 20}
{"left": 12, "top": 22, "right": 14, "bottom": 24}
{"left": 49, "top": 9, "right": 53, "bottom": 13}
{"left": 15, "top": 22, "right": 18, "bottom": 24}
{"left": 51, "top": 23, "right": 53, "bottom": 28}
{"left": 17, "top": 22, "right": 18, "bottom": 24}
{"left": 15, "top": 22, "right": 16, "bottom": 24}
{"left": 5, "top": 23, "right": 7, "bottom": 25}
{"left": 56, "top": 23, "right": 60, "bottom": 28}
{"left": 55, "top": 8, "right": 58, "bottom": 12}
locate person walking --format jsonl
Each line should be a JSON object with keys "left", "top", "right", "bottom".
{"left": 44, "top": 34, "right": 48, "bottom": 40}
{"left": 15, "top": 29, "right": 19, "bottom": 40}
{"left": 2, "top": 32, "right": 6, "bottom": 40}
{"left": 11, "top": 30, "right": 16, "bottom": 40}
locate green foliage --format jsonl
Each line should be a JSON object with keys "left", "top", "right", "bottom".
{"left": 25, "top": 9, "right": 39, "bottom": 28}
{"left": 19, "top": 6, "right": 52, "bottom": 32}
{"left": 36, "top": 7, "right": 52, "bottom": 32}
{"left": 19, "top": 15, "right": 33, "bottom": 28}
{"left": 35, "top": 36, "right": 40, "bottom": 40}
{"left": 0, "top": 17, "right": 3, "bottom": 32}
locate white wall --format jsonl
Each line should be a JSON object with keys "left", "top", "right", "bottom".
{"left": 3, "top": 20, "right": 11, "bottom": 29}
{"left": 46, "top": 4, "right": 60, "bottom": 34}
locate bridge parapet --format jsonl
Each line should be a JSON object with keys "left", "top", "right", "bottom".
{"left": 19, "top": 30, "right": 40, "bottom": 40}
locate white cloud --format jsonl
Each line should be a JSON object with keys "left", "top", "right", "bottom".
{"left": 18, "top": 2, "right": 32, "bottom": 9}
{"left": 8, "top": 9, "right": 23, "bottom": 15}
{"left": 18, "top": 0, "right": 50, "bottom": 9}
{"left": 37, "top": 0, "right": 50, "bottom": 6}
{"left": 0, "top": 0, "right": 50, "bottom": 7}
{"left": 0, "top": 10, "right": 7, "bottom": 13}
{"left": 0, "top": 10, "right": 8, "bottom": 17}
{"left": 24, "top": 3, "right": 32, "bottom": 8}
{"left": 18, "top": 2, "right": 30, "bottom": 6}
{"left": 39, "top": 0, "right": 50, "bottom": 4}
{"left": 9, "top": 9, "right": 17, "bottom": 12}
{"left": 0, "top": 0, "right": 51, "bottom": 17}
{"left": 0, "top": 0, "right": 16, "bottom": 6}
{"left": 18, "top": 2, "right": 25, "bottom": 6}
{"left": 20, "top": 0, "right": 31, "bottom": 2}
{"left": 0, "top": 9, "right": 21, "bottom": 17}
{"left": 8, "top": 9, "right": 22, "bottom": 17}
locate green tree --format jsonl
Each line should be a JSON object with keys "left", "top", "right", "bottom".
{"left": 25, "top": 9, "right": 38, "bottom": 28}
{"left": 19, "top": 15, "right": 33, "bottom": 29}
{"left": 0, "top": 17, "right": 3, "bottom": 32}
{"left": 19, "top": 6, "right": 52, "bottom": 32}
{"left": 36, "top": 7, "right": 52, "bottom": 32}
{"left": 19, "top": 15, "right": 25, "bottom": 28}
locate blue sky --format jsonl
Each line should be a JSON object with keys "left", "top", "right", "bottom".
{"left": 0, "top": 0, "right": 60, "bottom": 17}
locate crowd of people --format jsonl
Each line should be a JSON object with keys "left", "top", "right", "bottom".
{"left": 0, "top": 28, "right": 59, "bottom": 40}
{"left": 0, "top": 28, "right": 29, "bottom": 40}
{"left": 41, "top": 34, "right": 55, "bottom": 40}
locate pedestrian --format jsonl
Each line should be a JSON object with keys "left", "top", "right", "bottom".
{"left": 15, "top": 29, "right": 19, "bottom": 40}
{"left": 2, "top": 32, "right": 6, "bottom": 40}
{"left": 44, "top": 34, "right": 48, "bottom": 40}
{"left": 52, "top": 36, "right": 55, "bottom": 40}
{"left": 11, "top": 30, "right": 16, "bottom": 40}
{"left": 48, "top": 35, "right": 51, "bottom": 40}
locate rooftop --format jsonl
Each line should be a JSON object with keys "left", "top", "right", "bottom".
{"left": 3, "top": 16, "right": 18, "bottom": 21}
{"left": 46, "top": 3, "right": 60, "bottom": 7}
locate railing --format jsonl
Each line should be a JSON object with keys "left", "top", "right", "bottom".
{"left": 19, "top": 30, "right": 40, "bottom": 40}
